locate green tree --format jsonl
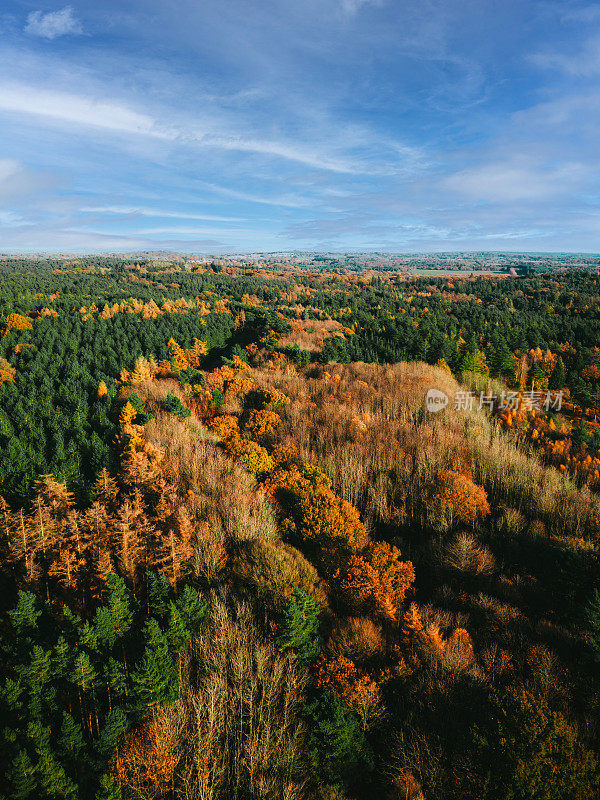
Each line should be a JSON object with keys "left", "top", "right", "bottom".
{"left": 277, "top": 585, "right": 321, "bottom": 667}
{"left": 473, "top": 687, "right": 597, "bottom": 799}
{"left": 130, "top": 620, "right": 177, "bottom": 715}
{"left": 8, "top": 749, "right": 38, "bottom": 800}
{"left": 549, "top": 357, "right": 566, "bottom": 390}
{"left": 304, "top": 691, "right": 374, "bottom": 791}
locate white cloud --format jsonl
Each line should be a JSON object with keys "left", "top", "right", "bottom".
{"left": 0, "top": 159, "right": 21, "bottom": 183}
{"left": 0, "top": 84, "right": 168, "bottom": 137}
{"left": 444, "top": 159, "right": 585, "bottom": 202}
{"left": 25, "top": 6, "right": 82, "bottom": 40}
{"left": 0, "top": 82, "right": 415, "bottom": 174}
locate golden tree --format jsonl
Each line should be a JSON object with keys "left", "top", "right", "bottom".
{"left": 431, "top": 469, "right": 490, "bottom": 529}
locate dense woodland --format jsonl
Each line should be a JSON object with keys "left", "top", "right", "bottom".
{"left": 1, "top": 257, "right": 600, "bottom": 800}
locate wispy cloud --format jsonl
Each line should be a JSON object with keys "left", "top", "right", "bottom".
{"left": 2, "top": 0, "right": 599, "bottom": 252}
{"left": 339, "top": 0, "right": 382, "bottom": 17}
{"left": 80, "top": 206, "right": 244, "bottom": 222}
{"left": 443, "top": 159, "right": 586, "bottom": 202}
{"left": 531, "top": 32, "right": 600, "bottom": 76}
{"left": 0, "top": 84, "right": 167, "bottom": 137}
{"left": 25, "top": 6, "right": 82, "bottom": 40}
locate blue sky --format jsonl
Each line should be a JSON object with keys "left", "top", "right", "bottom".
{"left": 0, "top": 0, "right": 599, "bottom": 253}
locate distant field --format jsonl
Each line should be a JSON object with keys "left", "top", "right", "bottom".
{"left": 407, "top": 268, "right": 509, "bottom": 277}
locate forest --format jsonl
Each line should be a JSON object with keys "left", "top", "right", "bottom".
{"left": 1, "top": 256, "right": 600, "bottom": 800}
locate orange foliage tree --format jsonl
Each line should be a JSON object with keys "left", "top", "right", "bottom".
{"left": 313, "top": 654, "right": 382, "bottom": 729}
{"left": 431, "top": 469, "right": 490, "bottom": 529}
{"left": 265, "top": 464, "right": 368, "bottom": 558}
{"left": 334, "top": 541, "right": 414, "bottom": 620}
{"left": 3, "top": 313, "right": 32, "bottom": 334}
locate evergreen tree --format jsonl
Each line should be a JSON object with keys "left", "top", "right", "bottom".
{"left": 94, "top": 575, "right": 133, "bottom": 649}
{"left": 130, "top": 619, "right": 177, "bottom": 715}
{"left": 95, "top": 775, "right": 122, "bottom": 800}
{"left": 174, "top": 585, "right": 207, "bottom": 636}
{"left": 549, "top": 356, "right": 566, "bottom": 390}
{"left": 277, "top": 585, "right": 321, "bottom": 666}
{"left": 146, "top": 571, "right": 171, "bottom": 618}
{"left": 8, "top": 749, "right": 38, "bottom": 800}
{"left": 304, "top": 691, "right": 374, "bottom": 790}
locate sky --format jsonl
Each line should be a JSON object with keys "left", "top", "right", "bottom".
{"left": 0, "top": 0, "right": 599, "bottom": 253}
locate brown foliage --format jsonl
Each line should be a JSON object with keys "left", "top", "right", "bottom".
{"left": 114, "top": 706, "right": 180, "bottom": 800}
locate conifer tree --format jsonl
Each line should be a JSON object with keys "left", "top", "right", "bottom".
{"left": 130, "top": 620, "right": 177, "bottom": 715}
{"left": 95, "top": 774, "right": 122, "bottom": 800}
{"left": 146, "top": 571, "right": 171, "bottom": 618}
{"left": 8, "top": 749, "right": 38, "bottom": 800}
{"left": 277, "top": 585, "right": 321, "bottom": 666}
{"left": 549, "top": 356, "right": 566, "bottom": 390}
{"left": 174, "top": 584, "right": 207, "bottom": 635}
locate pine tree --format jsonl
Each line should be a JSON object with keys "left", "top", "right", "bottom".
{"left": 146, "top": 571, "right": 171, "bottom": 618}
{"left": 174, "top": 585, "right": 207, "bottom": 636}
{"left": 94, "top": 708, "right": 128, "bottom": 763}
{"left": 8, "top": 591, "right": 41, "bottom": 635}
{"left": 304, "top": 691, "right": 374, "bottom": 790}
{"left": 277, "top": 585, "right": 321, "bottom": 666}
{"left": 549, "top": 356, "right": 566, "bottom": 390}
{"left": 166, "top": 602, "right": 190, "bottom": 652}
{"left": 130, "top": 620, "right": 177, "bottom": 715}
{"left": 94, "top": 575, "right": 133, "bottom": 649}
{"left": 57, "top": 712, "right": 85, "bottom": 761}
{"left": 8, "top": 749, "right": 38, "bottom": 800}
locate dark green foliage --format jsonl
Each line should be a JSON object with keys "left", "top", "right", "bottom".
{"left": 125, "top": 393, "right": 153, "bottom": 426}
{"left": 145, "top": 571, "right": 171, "bottom": 618}
{"left": 304, "top": 691, "right": 374, "bottom": 790}
{"left": 162, "top": 392, "right": 191, "bottom": 420}
{"left": 572, "top": 420, "right": 591, "bottom": 450}
{"left": 130, "top": 620, "right": 178, "bottom": 714}
{"left": 211, "top": 389, "right": 225, "bottom": 407}
{"left": 472, "top": 688, "right": 598, "bottom": 800}
{"left": 284, "top": 344, "right": 311, "bottom": 366}
{"left": 0, "top": 575, "right": 206, "bottom": 800}
{"left": 174, "top": 584, "right": 208, "bottom": 636}
{"left": 549, "top": 357, "right": 566, "bottom": 390}
{"left": 277, "top": 585, "right": 321, "bottom": 666}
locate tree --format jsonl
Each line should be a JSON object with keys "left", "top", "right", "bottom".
{"left": 130, "top": 620, "right": 177, "bottom": 715}
{"left": 277, "top": 585, "right": 321, "bottom": 666}
{"left": 431, "top": 470, "right": 490, "bottom": 530}
{"left": 8, "top": 749, "right": 38, "bottom": 800}
{"left": 162, "top": 392, "right": 191, "bottom": 420}
{"left": 473, "top": 687, "right": 598, "bottom": 800}
{"left": 304, "top": 690, "right": 374, "bottom": 790}
{"left": 267, "top": 465, "right": 368, "bottom": 557}
{"left": 334, "top": 542, "right": 414, "bottom": 620}
{"left": 549, "top": 357, "right": 566, "bottom": 391}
